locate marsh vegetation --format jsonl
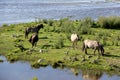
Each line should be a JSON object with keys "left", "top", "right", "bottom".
{"left": 0, "top": 16, "right": 120, "bottom": 75}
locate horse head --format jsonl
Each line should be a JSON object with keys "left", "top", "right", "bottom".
{"left": 37, "top": 24, "right": 44, "bottom": 30}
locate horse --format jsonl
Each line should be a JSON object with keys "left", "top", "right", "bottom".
{"left": 29, "top": 33, "right": 39, "bottom": 48}
{"left": 25, "top": 24, "right": 44, "bottom": 39}
{"left": 82, "top": 39, "right": 104, "bottom": 56}
{"left": 70, "top": 33, "right": 79, "bottom": 48}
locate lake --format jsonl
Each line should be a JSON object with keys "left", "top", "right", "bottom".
{"left": 0, "top": 56, "right": 120, "bottom": 80}
{"left": 0, "top": 0, "right": 120, "bottom": 25}
{"left": 0, "top": 0, "right": 120, "bottom": 80}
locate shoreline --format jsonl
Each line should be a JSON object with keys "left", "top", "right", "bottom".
{"left": 0, "top": 17, "right": 120, "bottom": 75}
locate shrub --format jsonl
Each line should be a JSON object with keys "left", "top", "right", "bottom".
{"left": 66, "top": 33, "right": 71, "bottom": 41}
{"left": 42, "top": 19, "right": 48, "bottom": 24}
{"left": 97, "top": 16, "right": 120, "bottom": 29}
{"left": 53, "top": 37, "right": 64, "bottom": 49}
{"left": 48, "top": 19, "right": 54, "bottom": 26}
{"left": 76, "top": 23, "right": 91, "bottom": 35}
{"left": 2, "top": 24, "right": 9, "bottom": 27}
{"left": 59, "top": 18, "right": 75, "bottom": 33}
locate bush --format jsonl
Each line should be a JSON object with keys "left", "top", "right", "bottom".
{"left": 66, "top": 33, "right": 71, "bottom": 41}
{"left": 59, "top": 18, "right": 75, "bottom": 33}
{"left": 2, "top": 24, "right": 9, "bottom": 27}
{"left": 48, "top": 19, "right": 54, "bottom": 26}
{"left": 76, "top": 23, "right": 91, "bottom": 35}
{"left": 97, "top": 16, "right": 120, "bottom": 29}
{"left": 42, "top": 19, "right": 48, "bottom": 24}
{"left": 53, "top": 37, "right": 64, "bottom": 49}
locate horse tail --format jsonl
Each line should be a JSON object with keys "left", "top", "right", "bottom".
{"left": 101, "top": 46, "right": 104, "bottom": 55}
{"left": 82, "top": 42, "right": 85, "bottom": 51}
{"left": 100, "top": 45, "right": 104, "bottom": 56}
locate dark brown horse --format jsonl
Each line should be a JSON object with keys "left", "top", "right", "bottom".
{"left": 25, "top": 24, "right": 43, "bottom": 38}
{"left": 29, "top": 33, "right": 39, "bottom": 48}
{"left": 82, "top": 39, "right": 104, "bottom": 56}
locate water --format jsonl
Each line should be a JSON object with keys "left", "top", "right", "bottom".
{"left": 0, "top": 56, "right": 120, "bottom": 80}
{"left": 0, "top": 0, "right": 120, "bottom": 79}
{"left": 0, "top": 0, "right": 120, "bottom": 25}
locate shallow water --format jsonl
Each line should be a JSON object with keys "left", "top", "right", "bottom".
{"left": 0, "top": 56, "right": 120, "bottom": 80}
{"left": 0, "top": 0, "right": 120, "bottom": 25}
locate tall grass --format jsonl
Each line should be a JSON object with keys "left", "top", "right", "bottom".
{"left": 97, "top": 16, "right": 120, "bottom": 29}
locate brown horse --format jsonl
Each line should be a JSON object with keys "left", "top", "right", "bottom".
{"left": 29, "top": 33, "right": 39, "bottom": 48}
{"left": 82, "top": 39, "right": 104, "bottom": 56}
{"left": 25, "top": 24, "right": 43, "bottom": 38}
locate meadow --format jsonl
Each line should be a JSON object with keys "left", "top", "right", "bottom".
{"left": 0, "top": 16, "right": 120, "bottom": 75}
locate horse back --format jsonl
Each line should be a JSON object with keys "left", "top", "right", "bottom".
{"left": 84, "top": 40, "right": 99, "bottom": 48}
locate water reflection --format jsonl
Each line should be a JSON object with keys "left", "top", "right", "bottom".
{"left": 0, "top": 56, "right": 120, "bottom": 80}
{"left": 70, "top": 68, "right": 103, "bottom": 80}
{"left": 82, "top": 69, "right": 102, "bottom": 80}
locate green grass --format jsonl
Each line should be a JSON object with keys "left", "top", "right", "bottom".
{"left": 0, "top": 18, "right": 120, "bottom": 75}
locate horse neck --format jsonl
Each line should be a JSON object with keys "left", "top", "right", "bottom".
{"left": 37, "top": 26, "right": 41, "bottom": 30}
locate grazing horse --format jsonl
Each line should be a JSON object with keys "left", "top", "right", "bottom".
{"left": 29, "top": 33, "right": 39, "bottom": 48}
{"left": 71, "top": 33, "right": 79, "bottom": 48}
{"left": 25, "top": 24, "right": 43, "bottom": 38}
{"left": 82, "top": 39, "right": 104, "bottom": 56}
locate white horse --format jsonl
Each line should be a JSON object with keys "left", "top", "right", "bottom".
{"left": 71, "top": 33, "right": 79, "bottom": 48}
{"left": 82, "top": 39, "right": 104, "bottom": 55}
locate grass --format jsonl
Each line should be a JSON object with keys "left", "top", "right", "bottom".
{"left": 0, "top": 18, "right": 120, "bottom": 75}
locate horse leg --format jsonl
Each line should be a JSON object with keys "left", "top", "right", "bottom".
{"left": 72, "top": 42, "right": 74, "bottom": 49}
{"left": 32, "top": 42, "right": 34, "bottom": 48}
{"left": 85, "top": 48, "right": 88, "bottom": 54}
{"left": 35, "top": 42, "right": 37, "bottom": 47}
{"left": 94, "top": 48, "right": 97, "bottom": 55}
{"left": 25, "top": 31, "right": 29, "bottom": 39}
{"left": 98, "top": 48, "right": 101, "bottom": 55}
{"left": 75, "top": 41, "right": 77, "bottom": 49}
